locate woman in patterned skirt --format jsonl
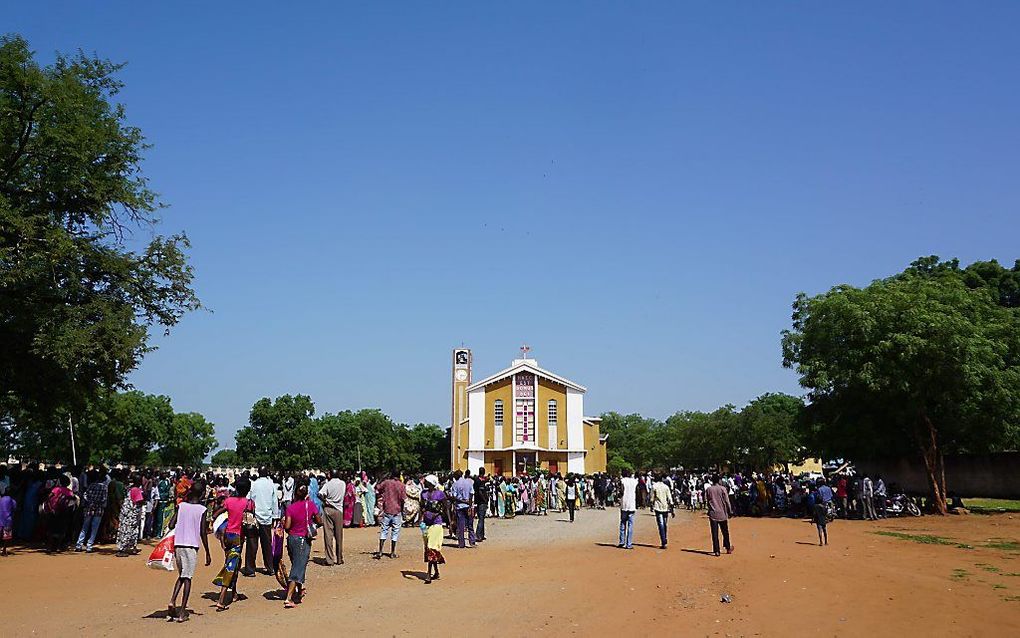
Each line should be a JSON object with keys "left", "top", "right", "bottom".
{"left": 115, "top": 473, "right": 144, "bottom": 557}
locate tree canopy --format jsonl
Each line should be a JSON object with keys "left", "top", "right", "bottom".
{"left": 0, "top": 35, "right": 199, "bottom": 454}
{"left": 599, "top": 393, "right": 806, "bottom": 473}
{"left": 233, "top": 394, "right": 448, "bottom": 473}
{"left": 782, "top": 256, "right": 1020, "bottom": 513}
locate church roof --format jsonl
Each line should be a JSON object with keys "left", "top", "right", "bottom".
{"left": 467, "top": 358, "right": 587, "bottom": 393}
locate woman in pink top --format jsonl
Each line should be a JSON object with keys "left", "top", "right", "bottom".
{"left": 210, "top": 477, "right": 253, "bottom": 611}
{"left": 283, "top": 484, "right": 321, "bottom": 608}
{"left": 115, "top": 473, "right": 145, "bottom": 557}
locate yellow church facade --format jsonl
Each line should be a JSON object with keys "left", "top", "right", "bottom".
{"left": 450, "top": 349, "right": 607, "bottom": 476}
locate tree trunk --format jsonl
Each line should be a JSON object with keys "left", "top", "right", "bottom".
{"left": 916, "top": 411, "right": 948, "bottom": 515}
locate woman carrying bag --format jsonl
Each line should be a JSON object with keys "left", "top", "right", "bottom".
{"left": 283, "top": 484, "right": 321, "bottom": 608}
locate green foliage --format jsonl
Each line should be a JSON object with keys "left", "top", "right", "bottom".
{"left": 783, "top": 256, "right": 1020, "bottom": 513}
{"left": 599, "top": 394, "right": 806, "bottom": 472}
{"left": 0, "top": 35, "right": 199, "bottom": 440}
{"left": 210, "top": 448, "right": 239, "bottom": 466}
{"left": 233, "top": 395, "right": 447, "bottom": 472}
{"left": 155, "top": 412, "right": 217, "bottom": 466}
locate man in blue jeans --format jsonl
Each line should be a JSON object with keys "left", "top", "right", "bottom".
{"left": 651, "top": 473, "right": 675, "bottom": 549}
{"left": 618, "top": 468, "right": 638, "bottom": 549}
{"left": 374, "top": 471, "right": 406, "bottom": 559}
{"left": 451, "top": 469, "right": 476, "bottom": 548}
{"left": 75, "top": 469, "right": 108, "bottom": 553}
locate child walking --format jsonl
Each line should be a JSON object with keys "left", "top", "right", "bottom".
{"left": 166, "top": 482, "right": 211, "bottom": 622}
{"left": 813, "top": 499, "right": 829, "bottom": 546}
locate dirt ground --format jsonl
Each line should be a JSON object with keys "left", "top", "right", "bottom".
{"left": 3, "top": 507, "right": 1019, "bottom": 637}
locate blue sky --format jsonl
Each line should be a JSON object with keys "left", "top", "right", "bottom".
{"left": 9, "top": 2, "right": 1019, "bottom": 449}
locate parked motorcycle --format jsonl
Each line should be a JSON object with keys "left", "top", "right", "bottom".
{"left": 881, "top": 493, "right": 922, "bottom": 517}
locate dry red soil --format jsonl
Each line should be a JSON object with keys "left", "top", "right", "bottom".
{"left": 3, "top": 508, "right": 1018, "bottom": 636}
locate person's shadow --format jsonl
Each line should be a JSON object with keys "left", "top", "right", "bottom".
{"left": 401, "top": 569, "right": 428, "bottom": 582}
{"left": 142, "top": 607, "right": 202, "bottom": 620}
{"left": 680, "top": 548, "right": 716, "bottom": 556}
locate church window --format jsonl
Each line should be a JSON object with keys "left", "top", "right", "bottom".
{"left": 548, "top": 399, "right": 558, "bottom": 427}
{"left": 494, "top": 400, "right": 504, "bottom": 428}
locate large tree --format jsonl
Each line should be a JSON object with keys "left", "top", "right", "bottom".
{"left": 782, "top": 259, "right": 1020, "bottom": 514}
{"left": 155, "top": 412, "right": 218, "bottom": 467}
{"left": 0, "top": 35, "right": 199, "bottom": 455}
{"left": 235, "top": 395, "right": 316, "bottom": 470}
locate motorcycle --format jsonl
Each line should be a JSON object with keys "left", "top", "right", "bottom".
{"left": 881, "top": 493, "right": 922, "bottom": 517}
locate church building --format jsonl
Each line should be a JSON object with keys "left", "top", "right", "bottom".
{"left": 450, "top": 347, "right": 607, "bottom": 476}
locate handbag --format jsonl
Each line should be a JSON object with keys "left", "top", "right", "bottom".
{"left": 242, "top": 498, "right": 257, "bottom": 529}
{"left": 305, "top": 500, "right": 317, "bottom": 540}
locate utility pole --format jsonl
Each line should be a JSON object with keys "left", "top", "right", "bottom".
{"left": 68, "top": 415, "right": 78, "bottom": 466}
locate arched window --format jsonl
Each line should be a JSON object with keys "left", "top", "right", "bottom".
{"left": 494, "top": 399, "right": 504, "bottom": 428}
{"left": 547, "top": 399, "right": 558, "bottom": 427}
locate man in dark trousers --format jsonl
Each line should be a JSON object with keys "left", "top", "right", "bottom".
{"left": 705, "top": 474, "right": 734, "bottom": 556}
{"left": 473, "top": 467, "right": 490, "bottom": 542}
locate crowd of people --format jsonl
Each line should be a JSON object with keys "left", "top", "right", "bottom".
{"left": 0, "top": 460, "right": 910, "bottom": 622}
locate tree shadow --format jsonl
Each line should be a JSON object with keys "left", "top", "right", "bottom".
{"left": 680, "top": 548, "right": 716, "bottom": 556}
{"left": 401, "top": 569, "right": 428, "bottom": 582}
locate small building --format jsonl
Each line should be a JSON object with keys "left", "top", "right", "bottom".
{"left": 450, "top": 348, "right": 607, "bottom": 476}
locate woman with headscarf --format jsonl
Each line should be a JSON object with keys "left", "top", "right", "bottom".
{"left": 343, "top": 477, "right": 356, "bottom": 527}
{"left": 420, "top": 474, "right": 446, "bottom": 585}
{"left": 363, "top": 474, "right": 377, "bottom": 526}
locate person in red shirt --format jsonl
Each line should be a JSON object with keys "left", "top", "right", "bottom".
{"left": 835, "top": 477, "right": 849, "bottom": 519}
{"left": 374, "top": 471, "right": 407, "bottom": 559}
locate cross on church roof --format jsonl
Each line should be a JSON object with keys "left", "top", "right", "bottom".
{"left": 520, "top": 344, "right": 531, "bottom": 359}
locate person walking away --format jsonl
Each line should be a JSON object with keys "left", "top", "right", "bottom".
{"left": 317, "top": 470, "right": 346, "bottom": 566}
{"left": 861, "top": 474, "right": 877, "bottom": 521}
{"left": 283, "top": 484, "right": 321, "bottom": 608}
{"left": 420, "top": 475, "right": 447, "bottom": 584}
{"left": 43, "top": 474, "right": 75, "bottom": 553}
{"left": 375, "top": 471, "right": 406, "bottom": 558}
{"left": 706, "top": 475, "right": 734, "bottom": 556}
{"left": 245, "top": 468, "right": 277, "bottom": 576}
{"left": 115, "top": 474, "right": 145, "bottom": 557}
{"left": 474, "top": 468, "right": 490, "bottom": 540}
{"left": 651, "top": 473, "right": 675, "bottom": 549}
{"left": 618, "top": 469, "right": 638, "bottom": 548}
{"left": 75, "top": 469, "right": 107, "bottom": 553}
{"left": 166, "top": 483, "right": 211, "bottom": 622}
{"left": 451, "top": 470, "right": 476, "bottom": 548}
{"left": 0, "top": 489, "right": 16, "bottom": 556}
{"left": 813, "top": 497, "right": 829, "bottom": 546}
{"left": 212, "top": 477, "right": 253, "bottom": 611}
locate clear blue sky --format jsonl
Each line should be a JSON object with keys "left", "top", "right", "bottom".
{"left": 9, "top": 2, "right": 1020, "bottom": 449}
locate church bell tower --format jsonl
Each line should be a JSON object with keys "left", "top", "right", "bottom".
{"left": 451, "top": 348, "right": 472, "bottom": 470}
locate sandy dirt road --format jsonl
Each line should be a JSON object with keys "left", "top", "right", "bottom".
{"left": 3, "top": 508, "right": 1019, "bottom": 637}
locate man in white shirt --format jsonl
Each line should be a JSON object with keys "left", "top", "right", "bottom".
{"left": 618, "top": 468, "right": 639, "bottom": 549}
{"left": 318, "top": 470, "right": 346, "bottom": 566}
{"left": 281, "top": 475, "right": 295, "bottom": 511}
{"left": 244, "top": 468, "right": 277, "bottom": 577}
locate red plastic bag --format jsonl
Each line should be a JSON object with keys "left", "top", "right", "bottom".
{"left": 147, "top": 529, "right": 176, "bottom": 571}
